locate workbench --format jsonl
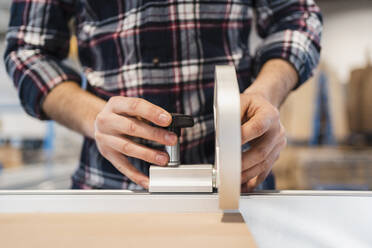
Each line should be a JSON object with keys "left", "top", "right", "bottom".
{"left": 0, "top": 190, "right": 371, "bottom": 248}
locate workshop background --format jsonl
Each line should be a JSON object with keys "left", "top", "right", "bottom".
{"left": 0, "top": 0, "right": 372, "bottom": 190}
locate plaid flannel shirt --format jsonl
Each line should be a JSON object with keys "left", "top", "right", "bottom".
{"left": 4, "top": 0, "right": 322, "bottom": 189}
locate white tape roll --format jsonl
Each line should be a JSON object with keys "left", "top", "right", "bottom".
{"left": 214, "top": 65, "right": 241, "bottom": 210}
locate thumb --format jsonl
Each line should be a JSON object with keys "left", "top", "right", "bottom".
{"left": 241, "top": 110, "right": 272, "bottom": 144}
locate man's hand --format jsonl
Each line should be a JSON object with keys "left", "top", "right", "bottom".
{"left": 240, "top": 59, "right": 298, "bottom": 191}
{"left": 42, "top": 83, "right": 177, "bottom": 189}
{"left": 94, "top": 97, "right": 178, "bottom": 189}
{"left": 240, "top": 92, "right": 286, "bottom": 192}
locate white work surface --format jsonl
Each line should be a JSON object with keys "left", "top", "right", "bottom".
{"left": 0, "top": 190, "right": 371, "bottom": 248}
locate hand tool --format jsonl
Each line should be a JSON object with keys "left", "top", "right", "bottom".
{"left": 164, "top": 113, "right": 194, "bottom": 167}
{"left": 149, "top": 65, "right": 241, "bottom": 210}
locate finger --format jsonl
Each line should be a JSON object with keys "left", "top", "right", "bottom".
{"left": 96, "top": 133, "right": 169, "bottom": 166}
{"left": 241, "top": 182, "right": 250, "bottom": 193}
{"left": 241, "top": 176, "right": 258, "bottom": 193}
{"left": 99, "top": 114, "right": 177, "bottom": 146}
{"left": 108, "top": 97, "right": 172, "bottom": 127}
{"left": 241, "top": 108, "right": 279, "bottom": 144}
{"left": 246, "top": 176, "right": 258, "bottom": 192}
{"left": 242, "top": 136, "right": 285, "bottom": 185}
{"left": 241, "top": 160, "right": 268, "bottom": 185}
{"left": 242, "top": 124, "right": 281, "bottom": 171}
{"left": 253, "top": 141, "right": 285, "bottom": 188}
{"left": 255, "top": 168, "right": 273, "bottom": 190}
{"left": 246, "top": 138, "right": 286, "bottom": 191}
{"left": 104, "top": 149, "right": 149, "bottom": 188}
{"left": 246, "top": 169, "right": 271, "bottom": 193}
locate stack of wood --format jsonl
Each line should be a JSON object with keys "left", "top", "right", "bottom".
{"left": 280, "top": 64, "right": 349, "bottom": 144}
{"left": 0, "top": 144, "right": 23, "bottom": 169}
{"left": 347, "top": 63, "right": 372, "bottom": 145}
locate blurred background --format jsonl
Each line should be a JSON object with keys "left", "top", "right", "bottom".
{"left": 0, "top": 0, "right": 372, "bottom": 190}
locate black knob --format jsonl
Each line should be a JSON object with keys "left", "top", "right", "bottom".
{"left": 167, "top": 113, "right": 194, "bottom": 137}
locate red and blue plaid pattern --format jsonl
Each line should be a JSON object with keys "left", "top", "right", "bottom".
{"left": 4, "top": 0, "right": 322, "bottom": 189}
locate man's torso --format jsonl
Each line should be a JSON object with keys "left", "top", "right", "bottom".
{"left": 72, "top": 0, "right": 256, "bottom": 189}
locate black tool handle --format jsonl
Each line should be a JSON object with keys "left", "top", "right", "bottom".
{"left": 167, "top": 113, "right": 194, "bottom": 136}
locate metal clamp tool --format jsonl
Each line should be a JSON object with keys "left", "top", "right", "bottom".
{"left": 164, "top": 114, "right": 194, "bottom": 167}
{"left": 149, "top": 65, "right": 241, "bottom": 210}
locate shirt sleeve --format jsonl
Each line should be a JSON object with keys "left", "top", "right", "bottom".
{"left": 3, "top": 0, "right": 81, "bottom": 120}
{"left": 253, "top": 0, "right": 323, "bottom": 88}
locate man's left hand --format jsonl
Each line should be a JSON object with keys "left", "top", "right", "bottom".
{"left": 240, "top": 91, "right": 287, "bottom": 192}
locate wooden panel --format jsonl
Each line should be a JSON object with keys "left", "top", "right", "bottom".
{"left": 0, "top": 213, "right": 256, "bottom": 248}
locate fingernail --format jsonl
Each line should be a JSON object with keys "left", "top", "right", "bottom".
{"left": 156, "top": 154, "right": 168, "bottom": 165}
{"left": 164, "top": 133, "right": 177, "bottom": 144}
{"left": 158, "top": 113, "right": 171, "bottom": 124}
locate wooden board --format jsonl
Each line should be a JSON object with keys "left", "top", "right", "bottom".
{"left": 0, "top": 212, "right": 256, "bottom": 248}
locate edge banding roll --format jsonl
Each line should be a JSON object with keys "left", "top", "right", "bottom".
{"left": 214, "top": 66, "right": 241, "bottom": 210}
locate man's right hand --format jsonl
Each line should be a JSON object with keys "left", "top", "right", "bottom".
{"left": 94, "top": 96, "right": 178, "bottom": 189}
